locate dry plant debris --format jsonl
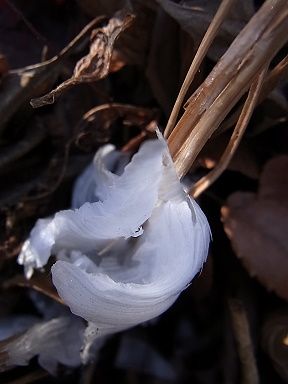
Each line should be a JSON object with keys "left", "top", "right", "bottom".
{"left": 30, "top": 11, "right": 135, "bottom": 108}
{"left": 0, "top": 0, "right": 287, "bottom": 383}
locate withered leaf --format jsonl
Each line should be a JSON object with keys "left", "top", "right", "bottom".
{"left": 75, "top": 103, "right": 159, "bottom": 149}
{"left": 0, "top": 17, "right": 104, "bottom": 134}
{"left": 221, "top": 156, "right": 288, "bottom": 300}
{"left": 31, "top": 11, "right": 135, "bottom": 108}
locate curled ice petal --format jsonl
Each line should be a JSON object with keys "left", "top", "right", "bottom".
{"left": 52, "top": 198, "right": 209, "bottom": 336}
{"left": 0, "top": 317, "right": 85, "bottom": 374}
{"left": 18, "top": 130, "right": 210, "bottom": 346}
{"left": 18, "top": 140, "right": 166, "bottom": 276}
{"left": 0, "top": 316, "right": 38, "bottom": 341}
{"left": 71, "top": 145, "right": 130, "bottom": 208}
{"left": 18, "top": 217, "right": 54, "bottom": 278}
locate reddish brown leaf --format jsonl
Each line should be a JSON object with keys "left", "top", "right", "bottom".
{"left": 221, "top": 156, "right": 288, "bottom": 300}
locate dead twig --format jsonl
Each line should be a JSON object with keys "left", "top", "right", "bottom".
{"left": 0, "top": 16, "right": 107, "bottom": 134}
{"left": 164, "top": 0, "right": 236, "bottom": 138}
{"left": 228, "top": 299, "right": 259, "bottom": 384}
{"left": 190, "top": 65, "right": 267, "bottom": 198}
{"left": 218, "top": 55, "right": 288, "bottom": 134}
{"left": 168, "top": 0, "right": 288, "bottom": 178}
{"left": 30, "top": 12, "right": 135, "bottom": 108}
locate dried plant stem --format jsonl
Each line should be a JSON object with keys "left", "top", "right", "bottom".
{"left": 190, "top": 66, "right": 267, "bottom": 198}
{"left": 164, "top": 0, "right": 236, "bottom": 138}
{"left": 259, "top": 55, "right": 288, "bottom": 103}
{"left": 228, "top": 299, "right": 259, "bottom": 384}
{"left": 217, "top": 54, "right": 288, "bottom": 134}
{"left": 168, "top": 0, "right": 288, "bottom": 178}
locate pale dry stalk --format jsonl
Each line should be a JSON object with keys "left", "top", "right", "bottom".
{"left": 216, "top": 55, "right": 288, "bottom": 135}
{"left": 164, "top": 0, "right": 237, "bottom": 138}
{"left": 259, "top": 55, "right": 288, "bottom": 103}
{"left": 228, "top": 299, "right": 259, "bottom": 384}
{"left": 167, "top": 0, "right": 288, "bottom": 179}
{"left": 190, "top": 65, "right": 267, "bottom": 198}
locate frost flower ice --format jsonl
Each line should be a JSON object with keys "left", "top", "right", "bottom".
{"left": 19, "top": 132, "right": 210, "bottom": 338}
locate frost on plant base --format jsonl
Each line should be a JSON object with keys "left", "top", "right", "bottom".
{"left": 0, "top": 316, "right": 84, "bottom": 374}
{"left": 19, "top": 132, "right": 210, "bottom": 340}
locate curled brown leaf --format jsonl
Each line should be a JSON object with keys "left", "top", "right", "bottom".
{"left": 31, "top": 11, "right": 135, "bottom": 108}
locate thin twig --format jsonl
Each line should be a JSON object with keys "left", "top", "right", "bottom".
{"left": 168, "top": 0, "right": 288, "bottom": 178}
{"left": 258, "top": 55, "right": 288, "bottom": 103}
{"left": 218, "top": 55, "right": 288, "bottom": 134}
{"left": 190, "top": 65, "right": 267, "bottom": 198}
{"left": 164, "top": 0, "right": 236, "bottom": 138}
{"left": 228, "top": 299, "right": 259, "bottom": 384}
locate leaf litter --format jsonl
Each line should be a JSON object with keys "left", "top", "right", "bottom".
{"left": 0, "top": 0, "right": 287, "bottom": 383}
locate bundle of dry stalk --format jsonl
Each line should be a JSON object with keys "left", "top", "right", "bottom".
{"left": 0, "top": 0, "right": 287, "bottom": 383}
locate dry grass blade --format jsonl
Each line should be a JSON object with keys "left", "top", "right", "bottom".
{"left": 259, "top": 55, "right": 288, "bottom": 103}
{"left": 228, "top": 299, "right": 259, "bottom": 384}
{"left": 190, "top": 66, "right": 267, "bottom": 198}
{"left": 31, "top": 11, "right": 135, "bottom": 108}
{"left": 216, "top": 54, "right": 288, "bottom": 135}
{"left": 168, "top": 0, "right": 288, "bottom": 178}
{"left": 164, "top": 0, "right": 236, "bottom": 138}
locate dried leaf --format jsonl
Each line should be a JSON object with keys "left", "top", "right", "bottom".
{"left": 78, "top": 0, "right": 157, "bottom": 66}
{"left": 221, "top": 156, "right": 288, "bottom": 300}
{"left": 75, "top": 103, "right": 159, "bottom": 149}
{"left": 0, "top": 17, "right": 105, "bottom": 134}
{"left": 31, "top": 11, "right": 135, "bottom": 108}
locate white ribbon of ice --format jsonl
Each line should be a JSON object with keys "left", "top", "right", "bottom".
{"left": 18, "top": 131, "right": 210, "bottom": 338}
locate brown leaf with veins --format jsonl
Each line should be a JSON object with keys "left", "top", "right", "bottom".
{"left": 31, "top": 11, "right": 135, "bottom": 108}
{"left": 221, "top": 155, "right": 288, "bottom": 300}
